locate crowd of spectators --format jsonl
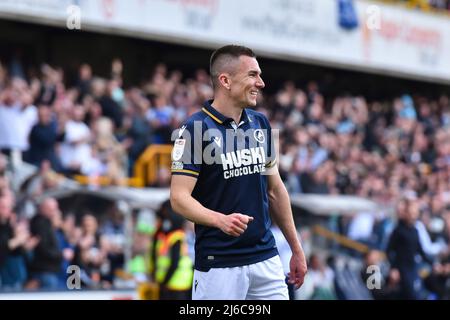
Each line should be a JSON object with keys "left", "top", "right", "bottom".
{"left": 0, "top": 165, "right": 128, "bottom": 290}
{"left": 1, "top": 137, "right": 140, "bottom": 290}
{"left": 1, "top": 54, "right": 450, "bottom": 298}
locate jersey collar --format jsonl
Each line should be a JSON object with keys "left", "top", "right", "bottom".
{"left": 202, "top": 100, "right": 250, "bottom": 126}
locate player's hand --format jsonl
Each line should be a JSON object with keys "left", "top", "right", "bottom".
{"left": 218, "top": 213, "right": 254, "bottom": 237}
{"left": 288, "top": 253, "right": 307, "bottom": 290}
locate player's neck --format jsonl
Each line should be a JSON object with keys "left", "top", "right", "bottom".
{"left": 211, "top": 96, "right": 243, "bottom": 124}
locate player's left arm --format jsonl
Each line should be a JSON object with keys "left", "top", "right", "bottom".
{"left": 267, "top": 166, "right": 307, "bottom": 289}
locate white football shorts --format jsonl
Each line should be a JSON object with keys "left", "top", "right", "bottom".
{"left": 192, "top": 255, "right": 288, "bottom": 300}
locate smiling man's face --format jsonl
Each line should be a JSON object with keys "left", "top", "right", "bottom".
{"left": 229, "top": 55, "right": 265, "bottom": 108}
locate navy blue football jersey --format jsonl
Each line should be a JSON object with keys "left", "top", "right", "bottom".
{"left": 171, "top": 100, "right": 278, "bottom": 271}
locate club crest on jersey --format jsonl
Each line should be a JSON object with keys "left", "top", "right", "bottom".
{"left": 254, "top": 129, "right": 265, "bottom": 143}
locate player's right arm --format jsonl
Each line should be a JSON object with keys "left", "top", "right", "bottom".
{"left": 170, "top": 174, "right": 253, "bottom": 237}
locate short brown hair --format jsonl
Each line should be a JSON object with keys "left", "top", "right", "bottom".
{"left": 209, "top": 45, "right": 256, "bottom": 88}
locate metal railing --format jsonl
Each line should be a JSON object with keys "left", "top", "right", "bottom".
{"left": 74, "top": 144, "right": 173, "bottom": 188}
{"left": 312, "top": 224, "right": 370, "bottom": 254}
{"left": 133, "top": 144, "right": 172, "bottom": 187}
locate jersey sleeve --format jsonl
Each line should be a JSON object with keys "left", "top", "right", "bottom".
{"left": 171, "top": 120, "right": 202, "bottom": 178}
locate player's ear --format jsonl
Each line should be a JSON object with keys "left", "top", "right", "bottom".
{"left": 218, "top": 73, "right": 231, "bottom": 90}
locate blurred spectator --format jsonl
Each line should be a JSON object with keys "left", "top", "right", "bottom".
{"left": 97, "top": 79, "right": 123, "bottom": 130}
{"left": 0, "top": 86, "right": 24, "bottom": 159}
{"left": 415, "top": 218, "right": 447, "bottom": 257}
{"left": 422, "top": 210, "right": 450, "bottom": 298}
{"left": 28, "top": 198, "right": 64, "bottom": 290}
{"left": 0, "top": 78, "right": 38, "bottom": 164}
{"left": 146, "top": 94, "right": 175, "bottom": 144}
{"left": 26, "top": 105, "right": 63, "bottom": 171}
{"left": 150, "top": 200, "right": 193, "bottom": 300}
{"left": 17, "top": 90, "right": 38, "bottom": 154}
{"left": 100, "top": 208, "right": 125, "bottom": 283}
{"left": 129, "top": 220, "right": 152, "bottom": 282}
{"left": 91, "top": 117, "right": 127, "bottom": 184}
{"left": 271, "top": 223, "right": 296, "bottom": 300}
{"left": 36, "top": 64, "right": 57, "bottom": 106}
{"left": 306, "top": 254, "right": 337, "bottom": 299}
{"left": 122, "top": 95, "right": 153, "bottom": 175}
{"left": 76, "top": 63, "right": 93, "bottom": 101}
{"left": 73, "top": 214, "right": 108, "bottom": 289}
{"left": 360, "top": 250, "right": 401, "bottom": 300}
{"left": 0, "top": 195, "right": 39, "bottom": 290}
{"left": 386, "top": 198, "right": 434, "bottom": 299}
{"left": 59, "top": 104, "right": 93, "bottom": 174}
{"left": 52, "top": 207, "right": 75, "bottom": 288}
